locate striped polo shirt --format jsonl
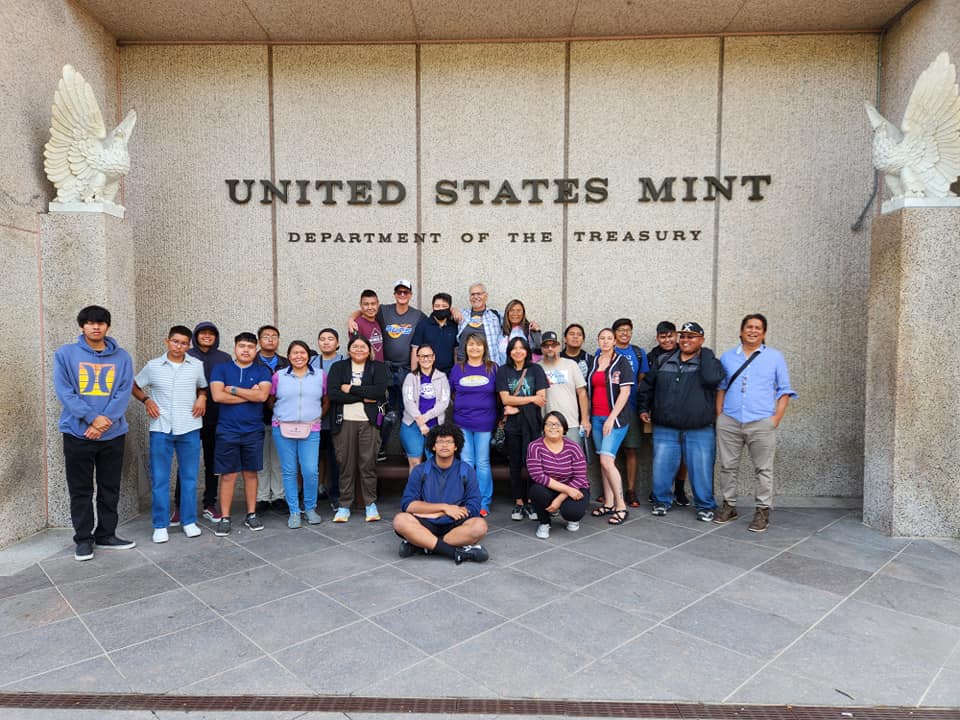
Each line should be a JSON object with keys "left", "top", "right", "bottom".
{"left": 134, "top": 354, "right": 208, "bottom": 435}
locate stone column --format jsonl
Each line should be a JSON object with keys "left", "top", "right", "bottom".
{"left": 40, "top": 212, "right": 142, "bottom": 530}
{"left": 864, "top": 207, "right": 960, "bottom": 537}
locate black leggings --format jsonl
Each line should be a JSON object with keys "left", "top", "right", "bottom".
{"left": 529, "top": 482, "right": 589, "bottom": 525}
{"left": 505, "top": 431, "right": 529, "bottom": 502}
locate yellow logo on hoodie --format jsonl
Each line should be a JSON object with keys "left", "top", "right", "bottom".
{"left": 78, "top": 362, "right": 115, "bottom": 396}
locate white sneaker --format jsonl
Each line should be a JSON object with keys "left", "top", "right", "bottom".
{"left": 152, "top": 528, "right": 169, "bottom": 544}
{"left": 535, "top": 524, "right": 551, "bottom": 539}
{"left": 566, "top": 521, "right": 580, "bottom": 532}
{"left": 182, "top": 523, "right": 202, "bottom": 538}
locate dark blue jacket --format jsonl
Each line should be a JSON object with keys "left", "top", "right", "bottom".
{"left": 401, "top": 458, "right": 481, "bottom": 525}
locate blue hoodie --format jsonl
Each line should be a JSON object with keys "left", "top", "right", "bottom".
{"left": 54, "top": 335, "right": 134, "bottom": 440}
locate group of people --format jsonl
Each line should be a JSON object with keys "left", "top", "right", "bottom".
{"left": 54, "top": 285, "right": 795, "bottom": 564}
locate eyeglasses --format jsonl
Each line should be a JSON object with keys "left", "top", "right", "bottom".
{"left": 678, "top": 333, "right": 702, "bottom": 340}
{"left": 417, "top": 353, "right": 435, "bottom": 359}
{"left": 469, "top": 292, "right": 485, "bottom": 297}
{"left": 434, "top": 438, "right": 456, "bottom": 445}
{"left": 544, "top": 421, "right": 564, "bottom": 429}
{"left": 260, "top": 334, "right": 279, "bottom": 340}
{"left": 395, "top": 289, "right": 411, "bottom": 296}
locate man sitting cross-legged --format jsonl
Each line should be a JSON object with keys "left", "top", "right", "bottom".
{"left": 393, "top": 421, "right": 490, "bottom": 564}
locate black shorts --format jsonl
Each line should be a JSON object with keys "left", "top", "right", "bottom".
{"left": 396, "top": 516, "right": 467, "bottom": 539}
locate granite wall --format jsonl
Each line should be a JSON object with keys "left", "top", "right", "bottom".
{"left": 0, "top": 0, "right": 121, "bottom": 546}
{"left": 119, "top": 34, "right": 879, "bottom": 507}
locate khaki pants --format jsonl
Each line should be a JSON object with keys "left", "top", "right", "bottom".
{"left": 333, "top": 420, "right": 379, "bottom": 508}
{"left": 716, "top": 413, "right": 777, "bottom": 508}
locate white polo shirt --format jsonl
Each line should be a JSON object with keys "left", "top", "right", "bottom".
{"left": 134, "top": 354, "right": 208, "bottom": 435}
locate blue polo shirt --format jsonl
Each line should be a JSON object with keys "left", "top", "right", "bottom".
{"left": 210, "top": 361, "right": 272, "bottom": 435}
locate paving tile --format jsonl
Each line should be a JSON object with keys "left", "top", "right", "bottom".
{"left": 614, "top": 517, "right": 701, "bottom": 548}
{"left": 83, "top": 587, "right": 217, "bottom": 651}
{"left": 320, "top": 564, "right": 437, "bottom": 616}
{"left": 852, "top": 573, "right": 960, "bottom": 627}
{"left": 564, "top": 531, "right": 661, "bottom": 567}
{"left": 182, "top": 655, "right": 315, "bottom": 695}
{"left": 480, "top": 527, "right": 553, "bottom": 566}
{"left": 595, "top": 625, "right": 763, "bottom": 702}
{"left": 189, "top": 564, "right": 310, "bottom": 614}
{"left": 231, "top": 528, "right": 337, "bottom": 563}
{"left": 39, "top": 549, "right": 148, "bottom": 586}
{"left": 756, "top": 551, "right": 872, "bottom": 595}
{"left": 437, "top": 622, "right": 592, "bottom": 698}
{"left": 769, "top": 627, "right": 938, "bottom": 705}
{"left": 274, "top": 619, "right": 426, "bottom": 694}
{"left": 358, "top": 657, "right": 498, "bottom": 699}
{"left": 313, "top": 517, "right": 395, "bottom": 543}
{"left": 0, "top": 586, "right": 73, "bottom": 637}
{"left": 448, "top": 567, "right": 565, "bottom": 619}
{"left": 392, "top": 549, "right": 496, "bottom": 586}
{"left": 278, "top": 544, "right": 389, "bottom": 586}
{"left": 0, "top": 617, "right": 101, "bottom": 685}
{"left": 815, "top": 516, "right": 911, "bottom": 552}
{"left": 728, "top": 665, "right": 860, "bottom": 705}
{"left": 58, "top": 562, "right": 180, "bottom": 614}
{"left": 538, "top": 518, "right": 606, "bottom": 546}
{"left": 676, "top": 533, "right": 780, "bottom": 571}
{"left": 634, "top": 549, "right": 745, "bottom": 593}
{"left": 567, "top": 657, "right": 681, "bottom": 700}
{"left": 151, "top": 541, "right": 267, "bottom": 586}
{"left": 226, "top": 590, "right": 362, "bottom": 652}
{"left": 0, "top": 563, "right": 53, "bottom": 600}
{"left": 923, "top": 668, "right": 960, "bottom": 706}
{"left": 883, "top": 541, "right": 960, "bottom": 594}
{"left": 370, "top": 590, "right": 503, "bottom": 654}
{"left": 656, "top": 509, "right": 715, "bottom": 532}
{"left": 714, "top": 570, "right": 842, "bottom": 626}
{"left": 665, "top": 595, "right": 807, "bottom": 659}
{"left": 109, "top": 618, "right": 262, "bottom": 693}
{"left": 817, "top": 599, "right": 960, "bottom": 668}
{"left": 517, "top": 591, "right": 657, "bottom": 659}
{"left": 579, "top": 566, "right": 702, "bottom": 621}
{"left": 511, "top": 547, "right": 621, "bottom": 590}
{"left": 4, "top": 655, "right": 132, "bottom": 693}
{"left": 132, "top": 529, "right": 223, "bottom": 560}
{"left": 788, "top": 535, "right": 899, "bottom": 573}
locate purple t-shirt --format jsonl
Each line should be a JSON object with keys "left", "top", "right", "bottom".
{"left": 449, "top": 362, "right": 498, "bottom": 432}
{"left": 417, "top": 372, "right": 438, "bottom": 427}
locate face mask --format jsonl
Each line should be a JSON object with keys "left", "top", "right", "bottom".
{"left": 432, "top": 309, "right": 452, "bottom": 321}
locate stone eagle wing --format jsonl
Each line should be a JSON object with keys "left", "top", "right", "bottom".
{"left": 901, "top": 52, "right": 960, "bottom": 197}
{"left": 43, "top": 65, "right": 107, "bottom": 202}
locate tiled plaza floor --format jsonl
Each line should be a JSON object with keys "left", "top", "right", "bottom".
{"left": 0, "top": 491, "right": 958, "bottom": 719}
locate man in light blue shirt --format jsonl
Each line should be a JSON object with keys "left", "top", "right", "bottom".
{"left": 133, "top": 325, "right": 208, "bottom": 542}
{"left": 713, "top": 314, "right": 797, "bottom": 532}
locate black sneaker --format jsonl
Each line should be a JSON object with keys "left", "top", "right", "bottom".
{"left": 215, "top": 517, "right": 232, "bottom": 536}
{"left": 675, "top": 492, "right": 691, "bottom": 507}
{"left": 376, "top": 450, "right": 388, "bottom": 463}
{"left": 454, "top": 544, "right": 489, "bottom": 564}
{"left": 255, "top": 500, "right": 270, "bottom": 513}
{"left": 74, "top": 541, "right": 94, "bottom": 561}
{"left": 94, "top": 535, "right": 136, "bottom": 550}
{"left": 398, "top": 540, "right": 424, "bottom": 558}
{"left": 651, "top": 505, "right": 667, "bottom": 517}
{"left": 271, "top": 498, "right": 288, "bottom": 513}
{"left": 524, "top": 503, "right": 538, "bottom": 521}
{"left": 244, "top": 513, "right": 264, "bottom": 531}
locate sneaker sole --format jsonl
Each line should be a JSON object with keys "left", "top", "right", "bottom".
{"left": 713, "top": 515, "right": 738, "bottom": 525}
{"left": 96, "top": 543, "right": 136, "bottom": 550}
{"left": 245, "top": 523, "right": 264, "bottom": 531}
{"left": 214, "top": 530, "right": 230, "bottom": 536}
{"left": 748, "top": 525, "right": 768, "bottom": 533}
{"left": 74, "top": 552, "right": 93, "bottom": 561}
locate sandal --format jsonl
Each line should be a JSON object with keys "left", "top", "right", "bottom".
{"left": 591, "top": 505, "right": 614, "bottom": 517}
{"left": 608, "top": 509, "right": 629, "bottom": 525}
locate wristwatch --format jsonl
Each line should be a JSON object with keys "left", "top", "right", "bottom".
{"left": 230, "top": 386, "right": 238, "bottom": 395}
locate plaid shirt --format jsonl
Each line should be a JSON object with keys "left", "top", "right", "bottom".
{"left": 457, "top": 307, "right": 504, "bottom": 365}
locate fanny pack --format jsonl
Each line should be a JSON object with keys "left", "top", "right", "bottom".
{"left": 278, "top": 420, "right": 318, "bottom": 439}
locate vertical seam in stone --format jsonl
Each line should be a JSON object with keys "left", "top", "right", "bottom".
{"left": 711, "top": 37, "right": 725, "bottom": 344}
{"left": 35, "top": 212, "right": 50, "bottom": 526}
{"left": 415, "top": 44, "right": 423, "bottom": 300}
{"left": 267, "top": 45, "right": 279, "bottom": 325}
{"left": 116, "top": 45, "right": 125, "bottom": 210}
{"left": 561, "top": 41, "right": 571, "bottom": 332}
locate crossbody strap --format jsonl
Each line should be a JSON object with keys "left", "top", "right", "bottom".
{"left": 727, "top": 350, "right": 760, "bottom": 388}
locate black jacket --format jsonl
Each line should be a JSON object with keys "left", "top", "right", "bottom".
{"left": 326, "top": 358, "right": 389, "bottom": 433}
{"left": 636, "top": 347, "right": 724, "bottom": 429}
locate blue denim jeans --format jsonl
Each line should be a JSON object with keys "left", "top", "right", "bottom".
{"left": 652, "top": 425, "right": 717, "bottom": 511}
{"left": 272, "top": 426, "right": 320, "bottom": 515}
{"left": 150, "top": 429, "right": 201, "bottom": 528}
{"left": 461, "top": 429, "right": 493, "bottom": 510}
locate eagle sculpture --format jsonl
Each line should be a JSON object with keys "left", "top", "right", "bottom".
{"left": 43, "top": 65, "right": 137, "bottom": 206}
{"left": 865, "top": 52, "right": 960, "bottom": 201}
